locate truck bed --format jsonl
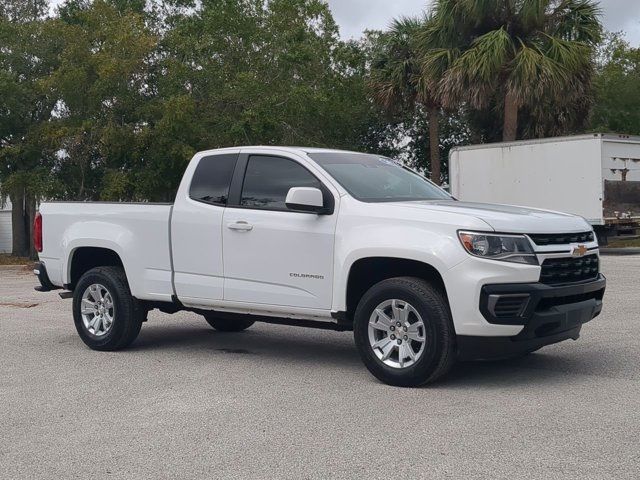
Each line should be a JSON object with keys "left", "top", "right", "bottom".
{"left": 39, "top": 202, "right": 174, "bottom": 302}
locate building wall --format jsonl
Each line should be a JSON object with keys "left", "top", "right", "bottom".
{"left": 0, "top": 198, "right": 12, "bottom": 253}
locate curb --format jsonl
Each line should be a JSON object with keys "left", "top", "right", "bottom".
{"left": 0, "top": 264, "right": 33, "bottom": 271}
{"left": 600, "top": 248, "right": 640, "bottom": 256}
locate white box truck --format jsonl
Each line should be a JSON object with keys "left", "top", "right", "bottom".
{"left": 449, "top": 133, "right": 640, "bottom": 243}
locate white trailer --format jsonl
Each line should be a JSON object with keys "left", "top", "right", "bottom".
{"left": 449, "top": 133, "right": 640, "bottom": 241}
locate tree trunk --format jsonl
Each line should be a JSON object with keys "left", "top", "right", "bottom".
{"left": 428, "top": 106, "right": 441, "bottom": 185}
{"left": 26, "top": 192, "right": 37, "bottom": 259}
{"left": 10, "top": 189, "right": 29, "bottom": 257}
{"left": 503, "top": 91, "right": 518, "bottom": 142}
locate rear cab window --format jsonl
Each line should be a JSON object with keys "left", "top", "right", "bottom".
{"left": 189, "top": 153, "right": 239, "bottom": 206}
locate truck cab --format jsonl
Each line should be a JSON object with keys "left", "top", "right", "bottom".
{"left": 34, "top": 147, "right": 606, "bottom": 386}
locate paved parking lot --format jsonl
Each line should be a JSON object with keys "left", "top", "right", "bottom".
{"left": 1, "top": 256, "right": 639, "bottom": 479}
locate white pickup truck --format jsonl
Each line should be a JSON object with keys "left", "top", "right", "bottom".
{"left": 34, "top": 147, "right": 606, "bottom": 386}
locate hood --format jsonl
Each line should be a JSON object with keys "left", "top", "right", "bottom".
{"left": 386, "top": 200, "right": 591, "bottom": 234}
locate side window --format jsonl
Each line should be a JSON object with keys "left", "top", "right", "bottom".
{"left": 241, "top": 155, "right": 321, "bottom": 210}
{"left": 189, "top": 153, "right": 238, "bottom": 206}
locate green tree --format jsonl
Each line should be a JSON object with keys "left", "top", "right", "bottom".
{"left": 590, "top": 33, "right": 640, "bottom": 135}
{"left": 2, "top": 0, "right": 408, "bottom": 247}
{"left": 0, "top": 1, "right": 59, "bottom": 256}
{"left": 46, "top": 0, "right": 157, "bottom": 201}
{"left": 369, "top": 17, "right": 444, "bottom": 184}
{"left": 423, "top": 0, "right": 601, "bottom": 141}
{"left": 145, "top": 0, "right": 375, "bottom": 199}
{"left": 0, "top": 0, "right": 47, "bottom": 21}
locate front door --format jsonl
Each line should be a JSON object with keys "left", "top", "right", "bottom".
{"left": 222, "top": 154, "right": 338, "bottom": 309}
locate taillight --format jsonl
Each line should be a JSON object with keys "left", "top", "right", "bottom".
{"left": 34, "top": 212, "right": 43, "bottom": 252}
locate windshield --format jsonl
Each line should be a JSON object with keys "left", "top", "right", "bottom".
{"left": 308, "top": 152, "right": 453, "bottom": 203}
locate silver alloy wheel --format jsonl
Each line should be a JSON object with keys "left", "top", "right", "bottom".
{"left": 80, "top": 283, "right": 115, "bottom": 337}
{"left": 368, "top": 299, "right": 426, "bottom": 368}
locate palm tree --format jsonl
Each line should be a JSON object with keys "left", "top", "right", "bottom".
{"left": 369, "top": 17, "right": 443, "bottom": 184}
{"left": 421, "top": 0, "right": 601, "bottom": 141}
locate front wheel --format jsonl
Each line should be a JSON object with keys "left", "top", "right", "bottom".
{"left": 72, "top": 266, "right": 144, "bottom": 351}
{"left": 353, "top": 277, "right": 456, "bottom": 387}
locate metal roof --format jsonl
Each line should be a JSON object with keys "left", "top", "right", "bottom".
{"left": 450, "top": 133, "right": 640, "bottom": 153}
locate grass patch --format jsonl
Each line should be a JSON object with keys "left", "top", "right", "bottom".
{"left": 0, "top": 254, "right": 33, "bottom": 266}
{"left": 606, "top": 237, "right": 640, "bottom": 248}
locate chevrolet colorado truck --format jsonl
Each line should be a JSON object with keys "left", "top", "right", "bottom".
{"left": 33, "top": 147, "right": 606, "bottom": 386}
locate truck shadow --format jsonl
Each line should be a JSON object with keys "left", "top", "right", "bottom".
{"left": 446, "top": 349, "right": 626, "bottom": 387}
{"left": 129, "top": 321, "right": 625, "bottom": 386}
{"left": 130, "top": 323, "right": 363, "bottom": 369}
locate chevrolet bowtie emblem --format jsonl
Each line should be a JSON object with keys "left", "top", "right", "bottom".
{"left": 571, "top": 244, "right": 588, "bottom": 257}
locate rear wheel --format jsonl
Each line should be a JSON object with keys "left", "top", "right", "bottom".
{"left": 353, "top": 277, "right": 456, "bottom": 387}
{"left": 203, "top": 313, "right": 255, "bottom": 332}
{"left": 73, "top": 266, "right": 143, "bottom": 351}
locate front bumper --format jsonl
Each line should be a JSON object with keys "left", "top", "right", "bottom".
{"left": 457, "top": 274, "right": 606, "bottom": 360}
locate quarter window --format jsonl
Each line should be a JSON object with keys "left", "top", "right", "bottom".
{"left": 189, "top": 153, "right": 238, "bottom": 205}
{"left": 240, "top": 155, "right": 321, "bottom": 210}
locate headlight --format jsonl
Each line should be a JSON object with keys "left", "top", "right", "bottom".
{"left": 458, "top": 231, "right": 537, "bottom": 265}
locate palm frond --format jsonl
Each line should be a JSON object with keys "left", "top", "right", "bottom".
{"left": 438, "top": 28, "right": 514, "bottom": 108}
{"left": 544, "top": 33, "right": 591, "bottom": 72}
{"left": 460, "top": 0, "right": 502, "bottom": 26}
{"left": 426, "top": 0, "right": 472, "bottom": 45}
{"left": 421, "top": 47, "right": 462, "bottom": 79}
{"left": 439, "top": 26, "right": 515, "bottom": 107}
{"left": 507, "top": 41, "right": 569, "bottom": 104}
{"left": 518, "top": 0, "right": 551, "bottom": 31}
{"left": 548, "top": 0, "right": 602, "bottom": 44}
{"left": 368, "top": 16, "right": 427, "bottom": 112}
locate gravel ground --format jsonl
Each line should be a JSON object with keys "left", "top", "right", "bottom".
{"left": 1, "top": 257, "right": 639, "bottom": 479}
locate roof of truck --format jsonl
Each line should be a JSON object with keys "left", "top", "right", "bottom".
{"left": 195, "top": 146, "right": 365, "bottom": 157}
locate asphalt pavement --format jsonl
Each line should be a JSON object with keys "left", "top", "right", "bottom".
{"left": 1, "top": 256, "right": 639, "bottom": 479}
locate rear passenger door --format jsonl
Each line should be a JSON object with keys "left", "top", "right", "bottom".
{"left": 171, "top": 152, "right": 238, "bottom": 305}
{"left": 222, "top": 153, "right": 338, "bottom": 310}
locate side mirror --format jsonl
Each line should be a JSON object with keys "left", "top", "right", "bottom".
{"left": 285, "top": 187, "right": 325, "bottom": 213}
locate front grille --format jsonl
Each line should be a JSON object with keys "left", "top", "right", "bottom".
{"left": 529, "top": 231, "right": 594, "bottom": 246}
{"left": 540, "top": 254, "right": 599, "bottom": 285}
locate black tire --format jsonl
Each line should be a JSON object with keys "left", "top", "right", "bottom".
{"left": 203, "top": 313, "right": 255, "bottom": 332}
{"left": 353, "top": 277, "right": 456, "bottom": 387}
{"left": 73, "top": 266, "right": 143, "bottom": 351}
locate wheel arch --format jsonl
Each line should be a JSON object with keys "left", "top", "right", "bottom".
{"left": 61, "top": 221, "right": 133, "bottom": 289}
{"left": 67, "top": 246, "right": 126, "bottom": 289}
{"left": 342, "top": 256, "right": 449, "bottom": 321}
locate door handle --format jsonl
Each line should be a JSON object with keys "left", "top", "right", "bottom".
{"left": 227, "top": 221, "right": 253, "bottom": 231}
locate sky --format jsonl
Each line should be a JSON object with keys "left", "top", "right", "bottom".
{"left": 48, "top": 0, "right": 640, "bottom": 46}
{"left": 326, "top": 0, "right": 640, "bottom": 45}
